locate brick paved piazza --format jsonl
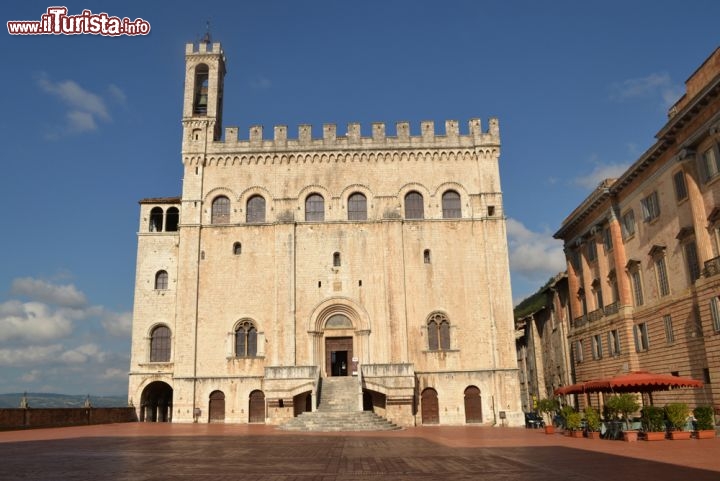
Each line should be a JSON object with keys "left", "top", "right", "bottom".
{"left": 1, "top": 424, "right": 719, "bottom": 480}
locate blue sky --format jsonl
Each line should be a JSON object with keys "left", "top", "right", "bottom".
{"left": 1, "top": 0, "right": 718, "bottom": 396}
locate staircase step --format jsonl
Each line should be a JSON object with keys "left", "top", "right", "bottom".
{"left": 279, "top": 377, "right": 400, "bottom": 432}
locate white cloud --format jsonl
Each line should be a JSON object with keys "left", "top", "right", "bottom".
{"left": 35, "top": 73, "right": 119, "bottom": 137}
{"left": 100, "top": 368, "right": 127, "bottom": 380}
{"left": 20, "top": 369, "right": 42, "bottom": 383}
{"left": 60, "top": 343, "right": 105, "bottom": 364}
{"left": 0, "top": 301, "right": 74, "bottom": 343}
{"left": 11, "top": 277, "right": 87, "bottom": 308}
{"left": 506, "top": 218, "right": 566, "bottom": 284}
{"left": 107, "top": 84, "right": 127, "bottom": 104}
{"left": 66, "top": 110, "right": 98, "bottom": 132}
{"left": 0, "top": 344, "right": 63, "bottom": 366}
{"left": 609, "top": 72, "right": 684, "bottom": 108}
{"left": 572, "top": 162, "right": 629, "bottom": 190}
{"left": 102, "top": 310, "right": 132, "bottom": 337}
{"left": 37, "top": 74, "right": 110, "bottom": 120}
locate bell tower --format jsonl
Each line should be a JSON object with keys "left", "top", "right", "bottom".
{"left": 182, "top": 37, "right": 226, "bottom": 145}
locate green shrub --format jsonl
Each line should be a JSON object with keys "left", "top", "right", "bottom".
{"left": 584, "top": 406, "right": 601, "bottom": 432}
{"left": 665, "top": 403, "right": 690, "bottom": 431}
{"left": 606, "top": 394, "right": 640, "bottom": 430}
{"left": 693, "top": 406, "right": 715, "bottom": 431}
{"left": 565, "top": 410, "right": 582, "bottom": 431}
{"left": 641, "top": 406, "right": 665, "bottom": 432}
{"left": 536, "top": 398, "right": 559, "bottom": 425}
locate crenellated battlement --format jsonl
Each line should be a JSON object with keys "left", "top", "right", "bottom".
{"left": 185, "top": 118, "right": 500, "bottom": 153}
{"left": 185, "top": 41, "right": 223, "bottom": 55}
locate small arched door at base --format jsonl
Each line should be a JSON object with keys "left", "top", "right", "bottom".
{"left": 209, "top": 390, "right": 225, "bottom": 423}
{"left": 421, "top": 388, "right": 439, "bottom": 424}
{"left": 464, "top": 386, "right": 482, "bottom": 423}
{"left": 249, "top": 390, "right": 266, "bottom": 423}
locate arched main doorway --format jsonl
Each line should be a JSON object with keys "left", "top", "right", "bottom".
{"left": 464, "top": 386, "right": 482, "bottom": 423}
{"left": 249, "top": 390, "right": 266, "bottom": 423}
{"left": 421, "top": 388, "right": 439, "bottom": 424}
{"left": 140, "top": 381, "right": 173, "bottom": 422}
{"left": 209, "top": 390, "right": 225, "bottom": 423}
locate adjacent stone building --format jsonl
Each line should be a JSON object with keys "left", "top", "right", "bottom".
{"left": 553, "top": 47, "right": 720, "bottom": 410}
{"left": 515, "top": 273, "right": 574, "bottom": 412}
{"left": 128, "top": 41, "right": 522, "bottom": 427}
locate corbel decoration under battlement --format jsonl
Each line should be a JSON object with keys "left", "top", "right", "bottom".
{"left": 184, "top": 148, "right": 489, "bottom": 168}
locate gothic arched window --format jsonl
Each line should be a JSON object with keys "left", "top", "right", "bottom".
{"left": 150, "top": 325, "right": 171, "bottom": 362}
{"left": 235, "top": 320, "right": 258, "bottom": 357}
{"left": 211, "top": 196, "right": 230, "bottom": 224}
{"left": 427, "top": 313, "right": 451, "bottom": 351}
{"left": 305, "top": 194, "right": 325, "bottom": 221}
{"left": 348, "top": 192, "right": 367, "bottom": 221}
{"left": 405, "top": 191, "right": 424, "bottom": 219}
{"left": 442, "top": 190, "right": 461, "bottom": 219}
{"left": 246, "top": 195, "right": 266, "bottom": 223}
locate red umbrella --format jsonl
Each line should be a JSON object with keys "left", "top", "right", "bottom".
{"left": 553, "top": 383, "right": 586, "bottom": 396}
{"left": 583, "top": 371, "right": 703, "bottom": 393}
{"left": 555, "top": 371, "right": 704, "bottom": 405}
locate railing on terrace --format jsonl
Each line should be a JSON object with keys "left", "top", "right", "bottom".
{"left": 604, "top": 301, "right": 619, "bottom": 316}
{"left": 704, "top": 256, "right": 720, "bottom": 278}
{"left": 573, "top": 315, "right": 587, "bottom": 328}
{"left": 588, "top": 308, "right": 604, "bottom": 322}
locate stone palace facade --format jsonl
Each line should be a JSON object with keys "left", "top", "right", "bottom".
{"left": 128, "top": 41, "right": 522, "bottom": 427}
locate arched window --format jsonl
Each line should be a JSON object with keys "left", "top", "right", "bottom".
{"left": 246, "top": 195, "right": 266, "bottom": 223}
{"left": 150, "top": 325, "right": 171, "bottom": 362}
{"left": 333, "top": 252, "right": 341, "bottom": 267}
{"left": 442, "top": 190, "right": 461, "bottom": 219}
{"left": 211, "top": 196, "right": 230, "bottom": 224}
{"left": 348, "top": 192, "right": 367, "bottom": 221}
{"left": 149, "top": 207, "right": 163, "bottom": 232}
{"left": 235, "top": 320, "right": 258, "bottom": 357}
{"left": 154, "top": 270, "right": 168, "bottom": 290}
{"left": 305, "top": 194, "right": 325, "bottom": 221}
{"left": 193, "top": 64, "right": 209, "bottom": 115}
{"left": 233, "top": 242, "right": 242, "bottom": 255}
{"left": 424, "top": 249, "right": 431, "bottom": 264}
{"left": 405, "top": 191, "right": 424, "bottom": 219}
{"left": 165, "top": 207, "right": 179, "bottom": 232}
{"left": 427, "top": 313, "right": 451, "bottom": 351}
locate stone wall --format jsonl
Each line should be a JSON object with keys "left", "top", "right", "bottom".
{"left": 0, "top": 408, "right": 137, "bottom": 430}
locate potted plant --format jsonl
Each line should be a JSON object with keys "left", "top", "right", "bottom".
{"left": 606, "top": 394, "right": 640, "bottom": 442}
{"left": 537, "top": 398, "right": 559, "bottom": 434}
{"left": 665, "top": 403, "right": 691, "bottom": 440}
{"left": 692, "top": 406, "right": 716, "bottom": 439}
{"left": 584, "top": 406, "right": 601, "bottom": 439}
{"left": 565, "top": 410, "right": 583, "bottom": 437}
{"left": 640, "top": 406, "right": 666, "bottom": 441}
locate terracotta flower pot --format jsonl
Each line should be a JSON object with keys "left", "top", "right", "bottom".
{"left": 669, "top": 431, "right": 691, "bottom": 440}
{"left": 694, "top": 430, "right": 716, "bottom": 439}
{"left": 544, "top": 425, "right": 555, "bottom": 435}
{"left": 643, "top": 431, "right": 666, "bottom": 441}
{"left": 587, "top": 431, "right": 601, "bottom": 439}
{"left": 571, "top": 430, "right": 584, "bottom": 438}
{"left": 622, "top": 430, "right": 638, "bottom": 442}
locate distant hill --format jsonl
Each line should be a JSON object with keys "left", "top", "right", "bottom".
{"left": 0, "top": 393, "right": 128, "bottom": 409}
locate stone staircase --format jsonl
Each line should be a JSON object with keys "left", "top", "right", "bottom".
{"left": 279, "top": 377, "right": 400, "bottom": 431}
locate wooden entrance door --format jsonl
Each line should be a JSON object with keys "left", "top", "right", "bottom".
{"left": 249, "top": 390, "right": 265, "bottom": 423}
{"left": 325, "top": 337, "right": 353, "bottom": 376}
{"left": 421, "top": 388, "right": 439, "bottom": 424}
{"left": 464, "top": 386, "right": 482, "bottom": 423}
{"left": 209, "top": 390, "right": 225, "bottom": 423}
